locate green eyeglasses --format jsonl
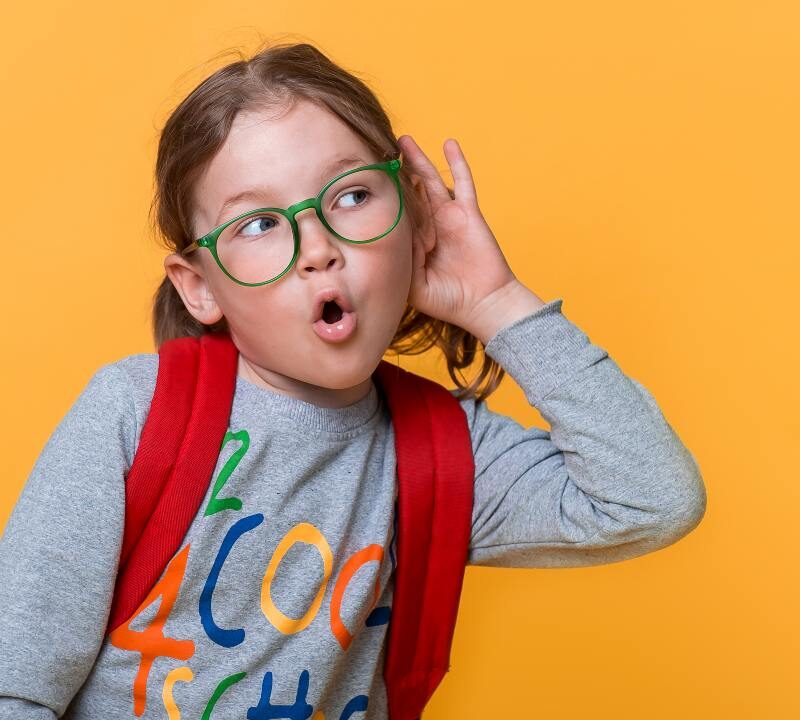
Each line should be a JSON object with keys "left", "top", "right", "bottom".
{"left": 181, "top": 158, "right": 404, "bottom": 286}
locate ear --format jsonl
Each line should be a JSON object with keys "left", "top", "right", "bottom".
{"left": 163, "top": 252, "right": 224, "bottom": 325}
{"left": 410, "top": 172, "right": 425, "bottom": 199}
{"left": 408, "top": 175, "right": 435, "bottom": 250}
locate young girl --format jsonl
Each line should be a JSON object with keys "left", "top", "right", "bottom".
{"left": 0, "top": 42, "right": 706, "bottom": 719}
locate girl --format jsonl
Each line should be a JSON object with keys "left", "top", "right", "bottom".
{"left": 0, "top": 41, "right": 706, "bottom": 719}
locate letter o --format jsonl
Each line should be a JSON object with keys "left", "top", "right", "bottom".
{"left": 260, "top": 522, "right": 333, "bottom": 634}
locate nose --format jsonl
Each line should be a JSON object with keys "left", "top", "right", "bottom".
{"left": 293, "top": 206, "right": 344, "bottom": 275}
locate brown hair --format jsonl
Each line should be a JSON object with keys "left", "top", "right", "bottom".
{"left": 149, "top": 40, "right": 505, "bottom": 402}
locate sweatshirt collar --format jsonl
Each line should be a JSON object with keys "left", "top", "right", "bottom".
{"left": 233, "top": 374, "right": 381, "bottom": 434}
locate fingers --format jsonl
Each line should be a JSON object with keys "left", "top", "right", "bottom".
{"left": 443, "top": 138, "right": 477, "bottom": 204}
{"left": 398, "top": 134, "right": 454, "bottom": 207}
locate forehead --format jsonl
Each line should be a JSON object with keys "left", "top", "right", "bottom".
{"left": 192, "top": 99, "right": 375, "bottom": 232}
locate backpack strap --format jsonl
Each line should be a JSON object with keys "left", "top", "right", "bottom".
{"left": 106, "top": 331, "right": 238, "bottom": 634}
{"left": 105, "top": 332, "right": 475, "bottom": 720}
{"left": 374, "top": 361, "right": 475, "bottom": 720}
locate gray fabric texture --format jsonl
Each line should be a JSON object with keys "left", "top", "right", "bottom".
{"left": 0, "top": 298, "right": 706, "bottom": 718}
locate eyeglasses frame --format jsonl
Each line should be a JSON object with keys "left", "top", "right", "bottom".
{"left": 180, "top": 157, "right": 404, "bottom": 287}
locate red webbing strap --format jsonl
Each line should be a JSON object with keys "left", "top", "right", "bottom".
{"left": 115, "top": 339, "right": 199, "bottom": 572}
{"left": 106, "top": 332, "right": 238, "bottom": 634}
{"left": 374, "top": 359, "right": 475, "bottom": 720}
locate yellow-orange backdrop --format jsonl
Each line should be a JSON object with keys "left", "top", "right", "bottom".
{"left": 1, "top": 1, "right": 797, "bottom": 717}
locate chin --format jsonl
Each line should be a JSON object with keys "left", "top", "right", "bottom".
{"left": 309, "top": 367, "right": 374, "bottom": 391}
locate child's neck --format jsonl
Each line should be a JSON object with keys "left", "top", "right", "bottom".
{"left": 236, "top": 354, "right": 374, "bottom": 409}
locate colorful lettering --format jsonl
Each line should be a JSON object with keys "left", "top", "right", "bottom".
{"left": 202, "top": 671, "right": 248, "bottom": 719}
{"left": 261, "top": 523, "right": 332, "bottom": 635}
{"left": 204, "top": 430, "right": 249, "bottom": 516}
{"left": 109, "top": 544, "right": 195, "bottom": 716}
{"left": 339, "top": 695, "right": 368, "bottom": 720}
{"left": 330, "top": 544, "right": 383, "bottom": 651}
{"left": 163, "top": 666, "right": 194, "bottom": 719}
{"left": 200, "top": 513, "right": 265, "bottom": 647}
{"left": 248, "top": 669, "right": 314, "bottom": 719}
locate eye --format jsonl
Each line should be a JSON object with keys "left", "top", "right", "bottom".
{"left": 336, "top": 188, "right": 371, "bottom": 209}
{"left": 236, "top": 213, "right": 280, "bottom": 238}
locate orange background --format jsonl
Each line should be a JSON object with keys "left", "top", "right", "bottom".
{"left": 1, "top": 1, "right": 797, "bottom": 717}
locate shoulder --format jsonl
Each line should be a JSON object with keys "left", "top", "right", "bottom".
{"left": 69, "top": 353, "right": 154, "bottom": 416}
{"left": 85, "top": 353, "right": 159, "bottom": 458}
{"left": 447, "top": 387, "right": 550, "bottom": 461}
{"left": 90, "top": 352, "right": 158, "bottom": 406}
{"left": 29, "top": 353, "right": 159, "bottom": 477}
{"left": 107, "top": 352, "right": 159, "bottom": 411}
{"left": 447, "top": 389, "right": 494, "bottom": 449}
{"left": 447, "top": 388, "right": 505, "bottom": 431}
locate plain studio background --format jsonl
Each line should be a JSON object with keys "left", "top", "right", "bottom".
{"left": 1, "top": 1, "right": 797, "bottom": 717}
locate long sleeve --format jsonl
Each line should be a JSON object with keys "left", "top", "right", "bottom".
{"left": 460, "top": 297, "right": 707, "bottom": 568}
{"left": 0, "top": 365, "right": 134, "bottom": 717}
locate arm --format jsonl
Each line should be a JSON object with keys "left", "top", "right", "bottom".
{"left": 0, "top": 698, "right": 60, "bottom": 719}
{"left": 458, "top": 291, "right": 707, "bottom": 568}
{"left": 0, "top": 364, "right": 134, "bottom": 716}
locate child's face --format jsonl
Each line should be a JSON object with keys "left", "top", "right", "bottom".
{"left": 165, "top": 98, "right": 415, "bottom": 408}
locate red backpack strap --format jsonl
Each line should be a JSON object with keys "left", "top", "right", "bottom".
{"left": 374, "top": 359, "right": 475, "bottom": 720}
{"left": 106, "top": 331, "right": 238, "bottom": 634}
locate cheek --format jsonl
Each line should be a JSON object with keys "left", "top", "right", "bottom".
{"left": 200, "top": 256, "right": 238, "bottom": 311}
{"left": 200, "top": 256, "right": 283, "bottom": 328}
{"left": 358, "top": 220, "right": 413, "bottom": 315}
{"left": 369, "top": 217, "right": 413, "bottom": 283}
{"left": 393, "top": 222, "right": 414, "bottom": 294}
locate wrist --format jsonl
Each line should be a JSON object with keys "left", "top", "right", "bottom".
{"left": 463, "top": 281, "right": 548, "bottom": 346}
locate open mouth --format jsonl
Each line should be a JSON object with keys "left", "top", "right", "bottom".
{"left": 321, "top": 300, "right": 344, "bottom": 324}
{"left": 312, "top": 296, "right": 358, "bottom": 343}
{"left": 310, "top": 288, "right": 357, "bottom": 342}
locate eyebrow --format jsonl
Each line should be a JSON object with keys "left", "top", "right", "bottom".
{"left": 214, "top": 155, "right": 370, "bottom": 226}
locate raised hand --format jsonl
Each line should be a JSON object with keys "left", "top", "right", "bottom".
{"left": 398, "top": 134, "right": 539, "bottom": 340}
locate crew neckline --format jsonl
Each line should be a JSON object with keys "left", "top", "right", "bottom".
{"left": 233, "top": 373, "right": 382, "bottom": 434}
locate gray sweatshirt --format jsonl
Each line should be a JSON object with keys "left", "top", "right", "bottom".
{"left": 0, "top": 298, "right": 706, "bottom": 719}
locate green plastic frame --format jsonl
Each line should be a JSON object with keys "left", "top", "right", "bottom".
{"left": 181, "top": 157, "right": 404, "bottom": 287}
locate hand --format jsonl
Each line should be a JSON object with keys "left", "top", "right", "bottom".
{"left": 399, "top": 134, "right": 521, "bottom": 332}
